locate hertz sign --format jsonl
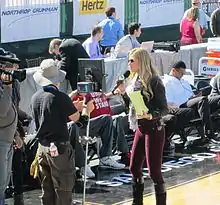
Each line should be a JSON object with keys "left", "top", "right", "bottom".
{"left": 79, "top": 0, "right": 107, "bottom": 15}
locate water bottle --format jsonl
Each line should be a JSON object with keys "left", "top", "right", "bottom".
{"left": 110, "top": 47, "right": 115, "bottom": 58}
{"left": 49, "top": 143, "right": 59, "bottom": 157}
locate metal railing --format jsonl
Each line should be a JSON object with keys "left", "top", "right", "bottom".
{"left": 2, "top": 0, "right": 60, "bottom": 7}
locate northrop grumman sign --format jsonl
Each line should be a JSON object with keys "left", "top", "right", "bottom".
{"left": 1, "top": 4, "right": 60, "bottom": 43}
{"left": 73, "top": 0, "right": 124, "bottom": 35}
{"left": 79, "top": 0, "right": 107, "bottom": 15}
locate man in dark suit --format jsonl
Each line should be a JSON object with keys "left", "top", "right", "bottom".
{"left": 49, "top": 38, "right": 89, "bottom": 90}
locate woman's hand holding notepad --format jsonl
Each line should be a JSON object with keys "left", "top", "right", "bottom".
{"left": 129, "top": 91, "right": 152, "bottom": 120}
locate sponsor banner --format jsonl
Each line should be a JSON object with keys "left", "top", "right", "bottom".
{"left": 1, "top": 4, "right": 60, "bottom": 43}
{"left": 199, "top": 57, "right": 220, "bottom": 76}
{"left": 139, "top": 0, "right": 184, "bottom": 28}
{"left": 73, "top": 0, "right": 124, "bottom": 35}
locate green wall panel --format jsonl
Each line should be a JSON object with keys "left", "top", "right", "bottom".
{"left": 124, "top": 0, "right": 139, "bottom": 32}
{"left": 60, "top": 1, "right": 73, "bottom": 38}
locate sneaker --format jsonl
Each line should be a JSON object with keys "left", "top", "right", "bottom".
{"left": 99, "top": 156, "right": 125, "bottom": 169}
{"left": 210, "top": 133, "right": 220, "bottom": 144}
{"left": 82, "top": 165, "right": 95, "bottom": 178}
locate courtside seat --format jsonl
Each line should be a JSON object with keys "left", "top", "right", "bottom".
{"left": 169, "top": 111, "right": 220, "bottom": 149}
{"left": 85, "top": 101, "right": 134, "bottom": 162}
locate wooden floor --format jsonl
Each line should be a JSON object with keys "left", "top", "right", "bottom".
{"left": 117, "top": 171, "right": 220, "bottom": 205}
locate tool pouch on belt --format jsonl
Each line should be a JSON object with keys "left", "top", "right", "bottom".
{"left": 30, "top": 146, "right": 39, "bottom": 179}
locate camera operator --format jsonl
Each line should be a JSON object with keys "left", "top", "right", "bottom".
{"left": 0, "top": 65, "right": 23, "bottom": 205}
{"left": 0, "top": 50, "right": 29, "bottom": 205}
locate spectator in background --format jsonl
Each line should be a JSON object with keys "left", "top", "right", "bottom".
{"left": 98, "top": 7, "right": 124, "bottom": 54}
{"left": 70, "top": 91, "right": 126, "bottom": 177}
{"left": 181, "top": 0, "right": 209, "bottom": 36}
{"left": 210, "top": 0, "right": 220, "bottom": 37}
{"left": 48, "top": 38, "right": 89, "bottom": 91}
{"left": 180, "top": 8, "right": 202, "bottom": 45}
{"left": 163, "top": 61, "right": 220, "bottom": 141}
{"left": 82, "top": 25, "right": 104, "bottom": 59}
{"left": 114, "top": 22, "right": 141, "bottom": 58}
{"left": 210, "top": 72, "right": 220, "bottom": 96}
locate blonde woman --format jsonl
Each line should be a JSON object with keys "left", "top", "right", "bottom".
{"left": 119, "top": 48, "right": 168, "bottom": 205}
{"left": 180, "top": 7, "right": 202, "bottom": 45}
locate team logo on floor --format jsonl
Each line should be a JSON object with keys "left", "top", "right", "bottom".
{"left": 95, "top": 153, "right": 217, "bottom": 187}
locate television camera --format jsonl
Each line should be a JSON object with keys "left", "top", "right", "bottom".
{"left": 0, "top": 49, "right": 26, "bottom": 82}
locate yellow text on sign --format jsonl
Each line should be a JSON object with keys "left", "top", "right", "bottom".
{"left": 79, "top": 0, "right": 107, "bottom": 15}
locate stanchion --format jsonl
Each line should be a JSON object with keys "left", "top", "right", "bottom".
{"left": 82, "top": 117, "right": 90, "bottom": 205}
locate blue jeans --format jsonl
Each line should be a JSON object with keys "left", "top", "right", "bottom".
{"left": 0, "top": 141, "right": 13, "bottom": 199}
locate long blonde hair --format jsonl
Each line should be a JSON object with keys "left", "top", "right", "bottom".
{"left": 187, "top": 7, "right": 199, "bottom": 21}
{"left": 129, "top": 48, "right": 158, "bottom": 101}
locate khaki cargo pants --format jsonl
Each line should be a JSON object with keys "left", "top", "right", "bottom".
{"left": 38, "top": 143, "right": 75, "bottom": 205}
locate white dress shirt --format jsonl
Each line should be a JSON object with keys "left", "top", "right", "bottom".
{"left": 114, "top": 34, "right": 140, "bottom": 58}
{"left": 163, "top": 74, "right": 194, "bottom": 106}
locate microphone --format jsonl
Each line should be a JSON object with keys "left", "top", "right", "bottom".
{"left": 112, "top": 70, "right": 130, "bottom": 93}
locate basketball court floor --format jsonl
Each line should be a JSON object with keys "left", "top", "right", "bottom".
{"left": 5, "top": 145, "right": 220, "bottom": 205}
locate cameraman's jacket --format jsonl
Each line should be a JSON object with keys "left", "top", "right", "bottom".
{"left": 0, "top": 84, "right": 17, "bottom": 142}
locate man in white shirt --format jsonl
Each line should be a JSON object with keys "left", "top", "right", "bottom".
{"left": 114, "top": 22, "right": 141, "bottom": 58}
{"left": 163, "top": 61, "right": 215, "bottom": 139}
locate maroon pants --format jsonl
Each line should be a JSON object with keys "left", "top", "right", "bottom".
{"left": 130, "top": 120, "right": 165, "bottom": 184}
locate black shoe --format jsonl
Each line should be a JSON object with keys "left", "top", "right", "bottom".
{"left": 154, "top": 183, "right": 167, "bottom": 205}
{"left": 209, "top": 133, "right": 220, "bottom": 144}
{"left": 132, "top": 178, "right": 144, "bottom": 205}
{"left": 14, "top": 194, "right": 25, "bottom": 205}
{"left": 120, "top": 152, "right": 130, "bottom": 166}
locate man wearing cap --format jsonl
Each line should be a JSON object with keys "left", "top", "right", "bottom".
{"left": 30, "top": 59, "right": 91, "bottom": 205}
{"left": 0, "top": 49, "right": 31, "bottom": 205}
{"left": 163, "top": 61, "right": 220, "bottom": 141}
{"left": 0, "top": 51, "right": 23, "bottom": 205}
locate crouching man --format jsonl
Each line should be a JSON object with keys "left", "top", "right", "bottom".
{"left": 30, "top": 59, "right": 92, "bottom": 205}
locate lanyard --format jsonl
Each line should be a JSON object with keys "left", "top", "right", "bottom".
{"left": 129, "top": 36, "right": 136, "bottom": 49}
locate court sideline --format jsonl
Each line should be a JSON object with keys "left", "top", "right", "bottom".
{"left": 116, "top": 171, "right": 220, "bottom": 205}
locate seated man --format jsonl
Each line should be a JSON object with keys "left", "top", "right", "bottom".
{"left": 210, "top": 73, "right": 220, "bottom": 96}
{"left": 71, "top": 91, "right": 127, "bottom": 177}
{"left": 114, "top": 22, "right": 141, "bottom": 58}
{"left": 163, "top": 61, "right": 220, "bottom": 140}
{"left": 82, "top": 25, "right": 104, "bottom": 59}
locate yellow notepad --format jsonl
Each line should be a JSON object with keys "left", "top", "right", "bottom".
{"left": 129, "top": 90, "right": 149, "bottom": 116}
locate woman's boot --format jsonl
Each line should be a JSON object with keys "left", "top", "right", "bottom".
{"left": 132, "top": 177, "right": 144, "bottom": 205}
{"left": 154, "top": 183, "right": 167, "bottom": 205}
